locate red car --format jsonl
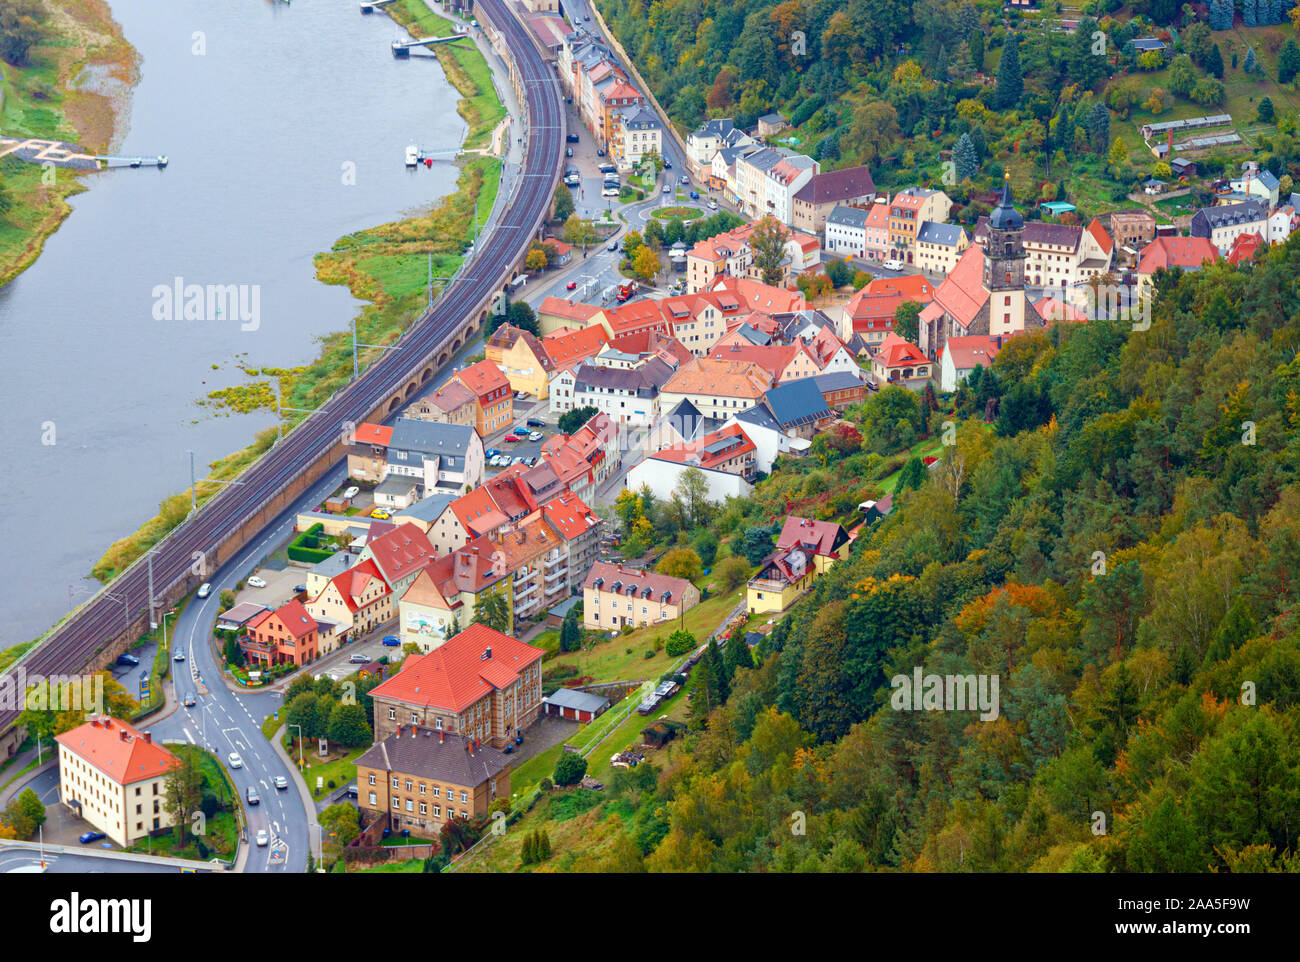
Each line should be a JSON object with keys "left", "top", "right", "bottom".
{"left": 504, "top": 433, "right": 523, "bottom": 442}
{"left": 566, "top": 281, "right": 577, "bottom": 290}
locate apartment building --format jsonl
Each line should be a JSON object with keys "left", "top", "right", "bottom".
{"left": 686, "top": 117, "right": 755, "bottom": 178}
{"left": 381, "top": 418, "right": 484, "bottom": 498}
{"left": 450, "top": 359, "right": 513, "bottom": 437}
{"left": 659, "top": 357, "right": 773, "bottom": 420}
{"left": 972, "top": 216, "right": 1114, "bottom": 288}
{"left": 913, "top": 221, "right": 970, "bottom": 275}
{"left": 56, "top": 716, "right": 181, "bottom": 848}
{"left": 888, "top": 187, "right": 953, "bottom": 264}
{"left": 583, "top": 562, "right": 700, "bottom": 630}
{"left": 356, "top": 727, "right": 511, "bottom": 837}
{"left": 1190, "top": 200, "right": 1271, "bottom": 255}
{"left": 368, "top": 623, "right": 545, "bottom": 747}
{"left": 765, "top": 155, "right": 819, "bottom": 225}
{"left": 241, "top": 599, "right": 319, "bottom": 668}
{"left": 613, "top": 106, "right": 662, "bottom": 169}
{"left": 825, "top": 204, "right": 869, "bottom": 259}
{"left": 306, "top": 558, "right": 393, "bottom": 644}
{"left": 625, "top": 422, "right": 757, "bottom": 503}
{"left": 792, "top": 165, "right": 875, "bottom": 234}
{"left": 405, "top": 381, "right": 477, "bottom": 429}
{"left": 487, "top": 323, "right": 555, "bottom": 399}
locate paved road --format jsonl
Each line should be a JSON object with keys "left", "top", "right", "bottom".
{"left": 0, "top": 0, "right": 563, "bottom": 743}
{"left": 0, "top": 843, "right": 210, "bottom": 874}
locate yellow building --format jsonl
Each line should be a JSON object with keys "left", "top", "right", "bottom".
{"left": 746, "top": 517, "right": 850, "bottom": 615}
{"left": 55, "top": 716, "right": 182, "bottom": 848}
{"left": 486, "top": 324, "right": 556, "bottom": 399}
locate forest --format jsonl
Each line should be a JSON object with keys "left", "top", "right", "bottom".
{"left": 548, "top": 229, "right": 1300, "bottom": 873}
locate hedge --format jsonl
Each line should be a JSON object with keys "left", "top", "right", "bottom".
{"left": 288, "top": 523, "right": 332, "bottom": 563}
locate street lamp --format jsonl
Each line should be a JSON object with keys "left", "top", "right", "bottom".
{"left": 288, "top": 724, "right": 304, "bottom": 769}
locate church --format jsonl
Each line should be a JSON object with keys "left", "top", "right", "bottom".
{"left": 918, "top": 177, "right": 1044, "bottom": 361}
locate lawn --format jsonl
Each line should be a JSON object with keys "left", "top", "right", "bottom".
{"left": 357, "top": 858, "right": 425, "bottom": 873}
{"left": 650, "top": 205, "right": 704, "bottom": 220}
{"left": 289, "top": 742, "right": 369, "bottom": 800}
{"left": 126, "top": 746, "right": 239, "bottom": 860}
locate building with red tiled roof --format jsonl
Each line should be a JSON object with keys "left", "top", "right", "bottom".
{"left": 358, "top": 522, "right": 438, "bottom": 596}
{"left": 938, "top": 334, "right": 1002, "bottom": 392}
{"left": 542, "top": 324, "right": 610, "bottom": 370}
{"left": 626, "top": 422, "right": 757, "bottom": 505}
{"left": 346, "top": 423, "right": 395, "bottom": 483}
{"left": 56, "top": 716, "right": 183, "bottom": 846}
{"left": 540, "top": 491, "right": 603, "bottom": 592}
{"left": 870, "top": 333, "right": 933, "bottom": 391}
{"left": 306, "top": 558, "right": 392, "bottom": 645}
{"left": 368, "top": 624, "right": 545, "bottom": 748}
{"left": 1135, "top": 235, "right": 1220, "bottom": 298}
{"left": 843, "top": 274, "right": 935, "bottom": 349}
{"left": 582, "top": 561, "right": 700, "bottom": 630}
{"left": 1033, "top": 297, "right": 1090, "bottom": 325}
{"left": 405, "top": 380, "right": 477, "bottom": 429}
{"left": 450, "top": 359, "right": 513, "bottom": 437}
{"left": 486, "top": 323, "right": 555, "bottom": 399}
{"left": 537, "top": 296, "right": 603, "bottom": 337}
{"left": 792, "top": 164, "right": 876, "bottom": 234}
{"left": 242, "top": 599, "right": 319, "bottom": 667}
{"left": 1226, "top": 230, "right": 1265, "bottom": 265}
{"left": 777, "top": 516, "right": 851, "bottom": 568}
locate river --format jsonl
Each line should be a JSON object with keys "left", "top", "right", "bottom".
{"left": 0, "top": 0, "right": 465, "bottom": 645}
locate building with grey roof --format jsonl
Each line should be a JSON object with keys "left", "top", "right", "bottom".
{"left": 1191, "top": 200, "right": 1270, "bottom": 255}
{"left": 385, "top": 417, "right": 484, "bottom": 497}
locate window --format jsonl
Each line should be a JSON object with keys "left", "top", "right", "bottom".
{"left": 405, "top": 779, "right": 413, "bottom": 791}
{"left": 419, "top": 783, "right": 426, "bottom": 795}
{"left": 432, "top": 786, "right": 441, "bottom": 798}
{"left": 388, "top": 707, "right": 396, "bottom": 721}
{"left": 368, "top": 772, "right": 376, "bottom": 785}
{"left": 419, "top": 802, "right": 427, "bottom": 815}
{"left": 392, "top": 797, "right": 400, "bottom": 809}
{"left": 405, "top": 799, "right": 414, "bottom": 812}
{"left": 433, "top": 805, "right": 442, "bottom": 818}
{"left": 460, "top": 791, "right": 469, "bottom": 803}
{"left": 410, "top": 712, "right": 418, "bottom": 724}
{"left": 392, "top": 776, "right": 399, "bottom": 788}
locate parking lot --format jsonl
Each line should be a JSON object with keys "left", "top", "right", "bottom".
{"left": 232, "top": 563, "right": 306, "bottom": 611}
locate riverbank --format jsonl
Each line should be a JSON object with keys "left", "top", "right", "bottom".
{"left": 90, "top": 0, "right": 507, "bottom": 584}
{"left": 0, "top": 0, "right": 135, "bottom": 287}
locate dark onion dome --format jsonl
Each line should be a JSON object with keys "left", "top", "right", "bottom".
{"left": 989, "top": 175, "right": 1023, "bottom": 231}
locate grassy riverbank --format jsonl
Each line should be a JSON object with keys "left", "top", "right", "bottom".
{"left": 91, "top": 0, "right": 507, "bottom": 584}
{"left": 0, "top": 0, "right": 135, "bottom": 286}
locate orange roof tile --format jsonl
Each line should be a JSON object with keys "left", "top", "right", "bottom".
{"left": 368, "top": 624, "right": 544, "bottom": 712}
{"left": 55, "top": 716, "right": 182, "bottom": 785}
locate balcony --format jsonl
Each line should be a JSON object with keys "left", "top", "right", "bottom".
{"left": 747, "top": 577, "right": 791, "bottom": 593}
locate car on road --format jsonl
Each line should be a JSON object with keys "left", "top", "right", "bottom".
{"left": 342, "top": 486, "right": 359, "bottom": 499}
{"left": 78, "top": 831, "right": 106, "bottom": 845}
{"left": 247, "top": 785, "right": 260, "bottom": 805}
{"left": 566, "top": 280, "right": 577, "bottom": 290}
{"left": 565, "top": 133, "right": 579, "bottom": 143}
{"left": 596, "top": 148, "right": 605, "bottom": 156}
{"left": 274, "top": 776, "right": 288, "bottom": 790}
{"left": 689, "top": 190, "right": 699, "bottom": 200}
{"left": 227, "top": 752, "right": 243, "bottom": 769}
{"left": 116, "top": 653, "right": 139, "bottom": 667}
{"left": 607, "top": 239, "right": 618, "bottom": 251}
{"left": 183, "top": 694, "right": 196, "bottom": 708}
{"left": 528, "top": 431, "right": 543, "bottom": 441}
{"left": 370, "top": 507, "right": 390, "bottom": 519}
{"left": 256, "top": 829, "right": 269, "bottom": 847}
{"left": 583, "top": 13, "right": 590, "bottom": 18}
{"left": 293, "top": 584, "right": 306, "bottom": 594}
{"left": 173, "top": 650, "right": 185, "bottom": 662}
{"left": 661, "top": 184, "right": 670, "bottom": 193}
{"left": 526, "top": 417, "right": 546, "bottom": 428}
{"left": 882, "top": 258, "right": 905, "bottom": 271}
{"left": 349, "top": 652, "right": 370, "bottom": 663}
{"left": 246, "top": 576, "right": 267, "bottom": 589}
{"left": 197, "top": 583, "right": 212, "bottom": 599}
{"left": 565, "top": 147, "right": 573, "bottom": 158}
{"left": 708, "top": 200, "right": 718, "bottom": 210}
{"left": 664, "top": 159, "right": 672, "bottom": 169}
{"left": 382, "top": 635, "right": 401, "bottom": 646}
{"left": 679, "top": 175, "right": 689, "bottom": 185}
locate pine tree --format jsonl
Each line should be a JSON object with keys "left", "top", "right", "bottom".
{"left": 935, "top": 44, "right": 949, "bottom": 81}
{"left": 1259, "top": 96, "right": 1275, "bottom": 123}
{"left": 1280, "top": 38, "right": 1300, "bottom": 84}
{"left": 970, "top": 30, "right": 984, "bottom": 74}
{"left": 1245, "top": 46, "right": 1259, "bottom": 76}
{"left": 995, "top": 33, "right": 1023, "bottom": 109}
{"left": 1244, "top": 0, "right": 1257, "bottom": 27}
{"left": 953, "top": 132, "right": 979, "bottom": 180}
{"left": 725, "top": 632, "right": 754, "bottom": 676}
{"left": 1088, "top": 101, "right": 1111, "bottom": 153}
{"left": 539, "top": 831, "right": 552, "bottom": 860}
{"left": 1206, "top": 43, "right": 1224, "bottom": 79}
{"left": 705, "top": 638, "right": 729, "bottom": 703}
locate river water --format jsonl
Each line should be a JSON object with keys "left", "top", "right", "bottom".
{"left": 0, "top": 0, "right": 464, "bottom": 644}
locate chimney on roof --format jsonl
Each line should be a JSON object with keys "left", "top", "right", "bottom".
{"left": 103, "top": 718, "right": 112, "bottom": 729}
{"left": 396, "top": 724, "right": 403, "bottom": 737}
{"left": 119, "top": 730, "right": 129, "bottom": 742}
{"left": 439, "top": 729, "right": 444, "bottom": 744}
{"left": 485, "top": 646, "right": 493, "bottom": 659}
{"left": 143, "top": 732, "right": 152, "bottom": 743}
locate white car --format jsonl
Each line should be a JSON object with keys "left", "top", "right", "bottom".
{"left": 173, "top": 650, "right": 185, "bottom": 662}
{"left": 528, "top": 431, "right": 543, "bottom": 441}
{"left": 246, "top": 576, "right": 266, "bottom": 589}
{"left": 274, "top": 776, "right": 288, "bottom": 790}
{"left": 227, "top": 752, "right": 243, "bottom": 769}
{"left": 256, "top": 829, "right": 268, "bottom": 847}
{"left": 661, "top": 184, "right": 670, "bottom": 193}
{"left": 708, "top": 200, "right": 718, "bottom": 210}
{"left": 883, "top": 258, "right": 905, "bottom": 272}
{"left": 197, "top": 582, "right": 212, "bottom": 599}
{"left": 342, "top": 485, "right": 359, "bottom": 499}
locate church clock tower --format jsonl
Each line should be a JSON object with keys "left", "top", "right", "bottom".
{"left": 984, "top": 174, "right": 1026, "bottom": 291}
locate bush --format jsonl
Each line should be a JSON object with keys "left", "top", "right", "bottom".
{"left": 539, "top": 777, "right": 553, "bottom": 792}
{"left": 714, "top": 556, "right": 751, "bottom": 593}
{"left": 553, "top": 753, "right": 587, "bottom": 786}
{"left": 644, "top": 649, "right": 655, "bottom": 659}
{"left": 666, "top": 629, "right": 697, "bottom": 657}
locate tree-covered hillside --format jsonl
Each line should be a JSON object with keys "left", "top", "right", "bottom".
{"left": 532, "top": 232, "right": 1300, "bottom": 873}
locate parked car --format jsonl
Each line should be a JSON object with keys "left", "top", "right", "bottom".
{"left": 708, "top": 200, "right": 718, "bottom": 210}
{"left": 565, "top": 147, "right": 573, "bottom": 158}
{"left": 78, "top": 831, "right": 106, "bottom": 845}
{"left": 524, "top": 456, "right": 538, "bottom": 466}
{"left": 607, "top": 239, "right": 618, "bottom": 251}
{"left": 342, "top": 486, "right": 359, "bottom": 499}
{"left": 883, "top": 258, "right": 905, "bottom": 271}
{"left": 526, "top": 417, "right": 546, "bottom": 428}
{"left": 227, "top": 752, "right": 243, "bottom": 769}
{"left": 274, "top": 776, "right": 288, "bottom": 790}
{"left": 596, "top": 148, "right": 605, "bottom": 156}
{"left": 197, "top": 582, "right": 212, "bottom": 599}
{"left": 484, "top": 448, "right": 501, "bottom": 458}
{"left": 382, "top": 636, "right": 401, "bottom": 646}
{"left": 566, "top": 280, "right": 577, "bottom": 290}
{"left": 116, "top": 653, "right": 139, "bottom": 667}
{"left": 602, "top": 185, "right": 619, "bottom": 197}
{"left": 173, "top": 650, "right": 185, "bottom": 662}
{"left": 256, "top": 829, "right": 269, "bottom": 847}
{"left": 504, "top": 433, "right": 523, "bottom": 442}
{"left": 370, "top": 507, "right": 390, "bottom": 519}
{"left": 598, "top": 163, "right": 617, "bottom": 173}
{"left": 246, "top": 785, "right": 260, "bottom": 805}
{"left": 183, "top": 694, "right": 196, "bottom": 708}
{"left": 349, "top": 653, "right": 369, "bottom": 664}
{"left": 528, "top": 431, "right": 543, "bottom": 441}
{"left": 565, "top": 133, "right": 579, "bottom": 143}
{"left": 689, "top": 190, "right": 699, "bottom": 200}
{"left": 293, "top": 584, "right": 306, "bottom": 594}
{"left": 246, "top": 576, "right": 267, "bottom": 589}
{"left": 679, "top": 175, "right": 689, "bottom": 185}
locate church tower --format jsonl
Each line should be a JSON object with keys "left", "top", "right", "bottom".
{"left": 984, "top": 174, "right": 1026, "bottom": 291}
{"left": 983, "top": 174, "right": 1027, "bottom": 338}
